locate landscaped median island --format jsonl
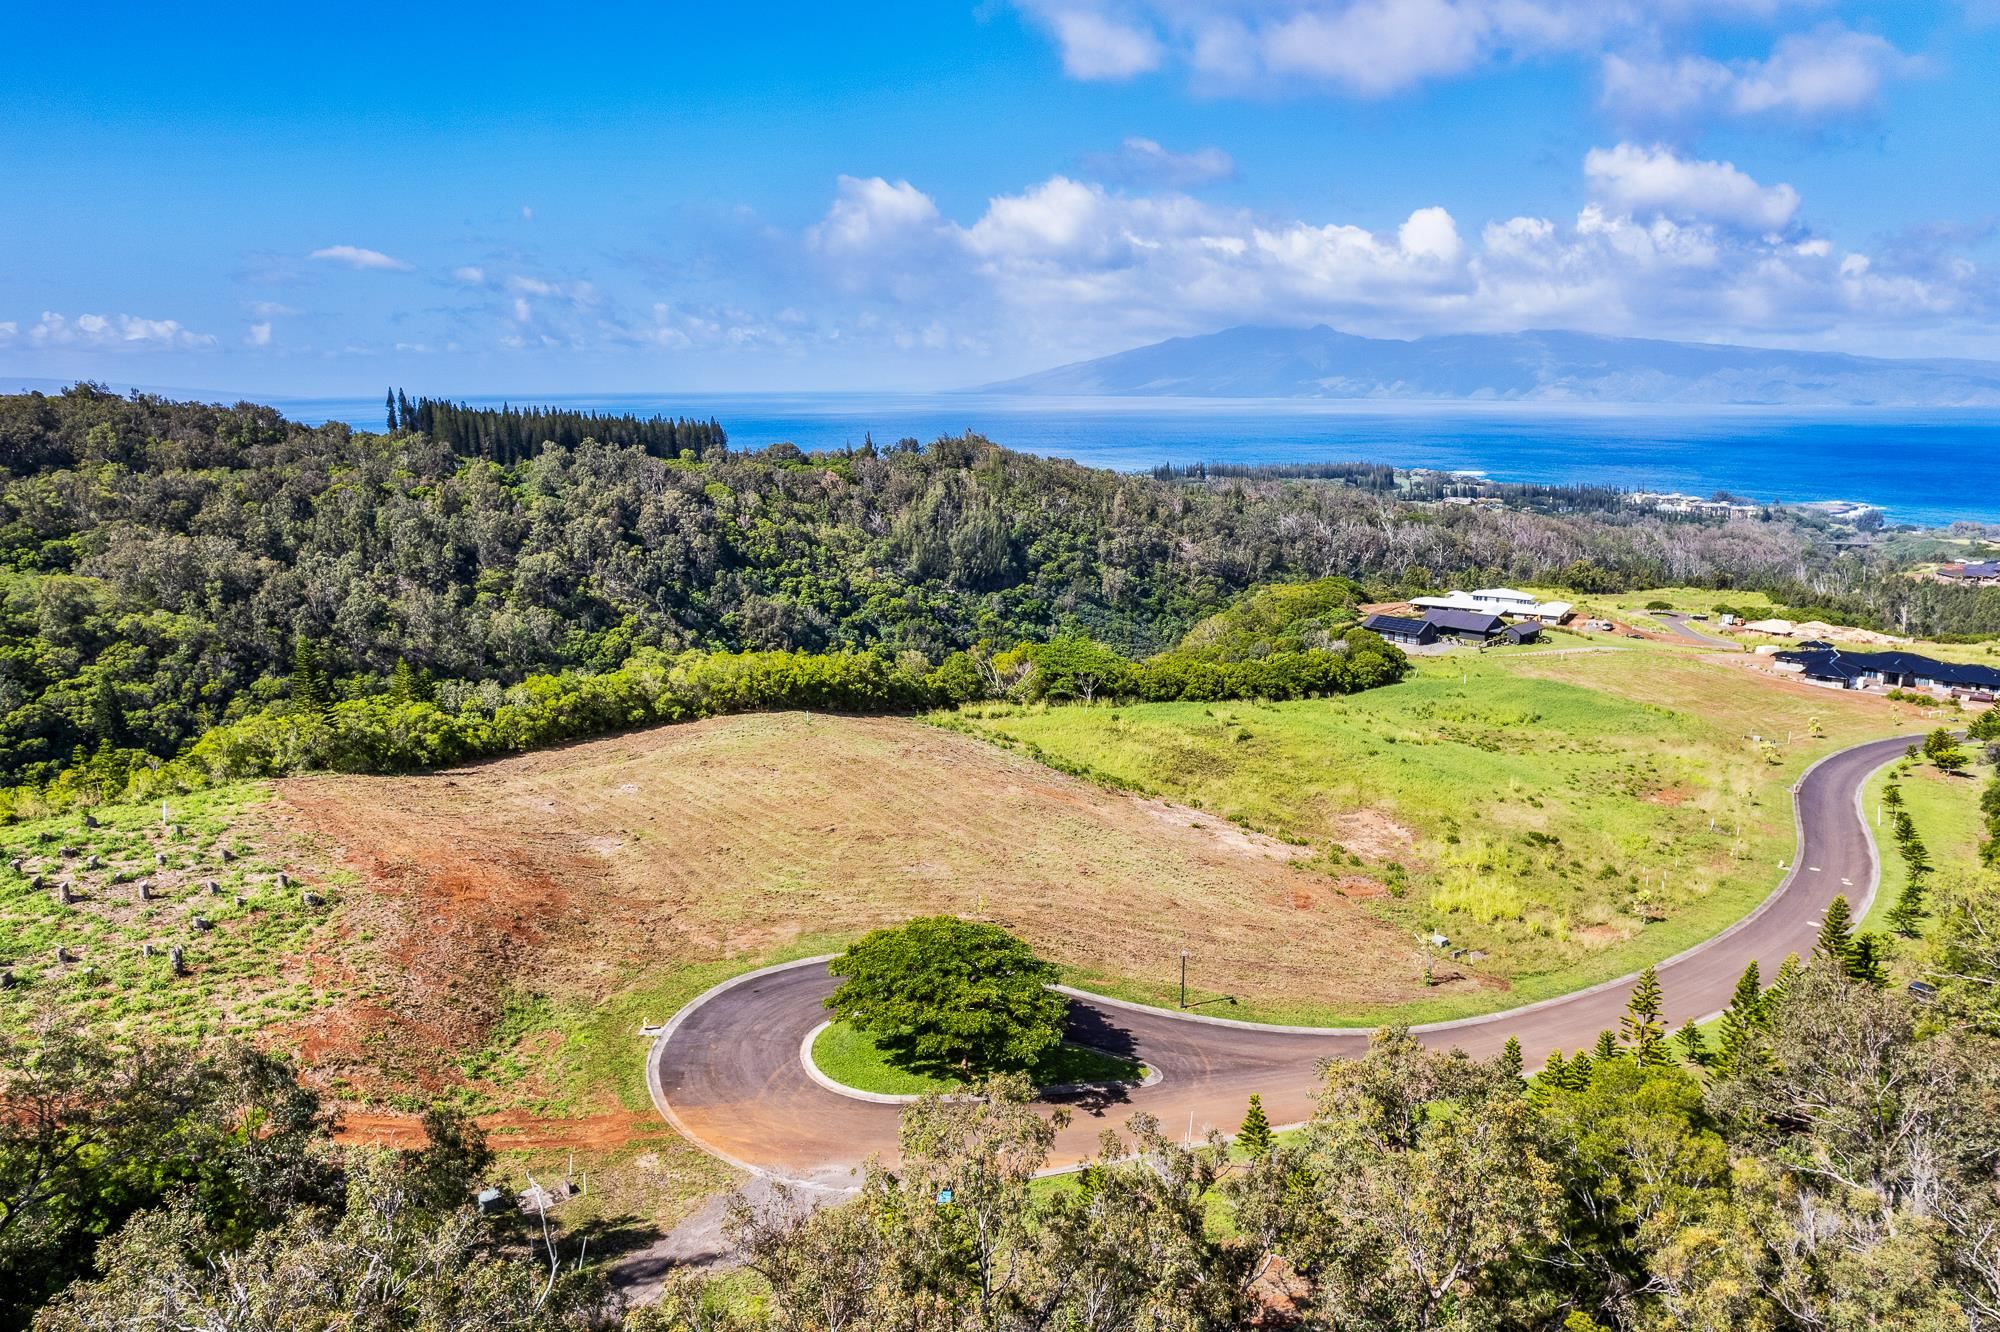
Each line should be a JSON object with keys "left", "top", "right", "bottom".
{"left": 808, "top": 1019, "right": 1147, "bottom": 1098}
{"left": 815, "top": 914, "right": 1148, "bottom": 1097}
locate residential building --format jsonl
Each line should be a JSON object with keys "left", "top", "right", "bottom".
{"left": 1424, "top": 609, "right": 1509, "bottom": 642}
{"left": 1360, "top": 614, "right": 1438, "bottom": 647}
{"left": 1774, "top": 647, "right": 2000, "bottom": 699}
{"left": 1936, "top": 560, "right": 2000, "bottom": 586}
{"left": 1410, "top": 588, "right": 1573, "bottom": 624}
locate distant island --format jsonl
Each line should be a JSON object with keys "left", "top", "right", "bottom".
{"left": 981, "top": 325, "right": 2000, "bottom": 407}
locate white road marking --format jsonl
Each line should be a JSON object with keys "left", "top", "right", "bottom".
{"left": 1808, "top": 866, "right": 1822, "bottom": 872}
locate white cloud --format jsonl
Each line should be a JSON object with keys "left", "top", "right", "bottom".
{"left": 0, "top": 321, "right": 16, "bottom": 342}
{"left": 1602, "top": 24, "right": 1917, "bottom": 122}
{"left": 1040, "top": 9, "right": 1163, "bottom": 79}
{"left": 26, "top": 311, "right": 217, "bottom": 350}
{"left": 246, "top": 300, "right": 298, "bottom": 317}
{"left": 246, "top": 321, "right": 273, "bottom": 347}
{"left": 1015, "top": 1, "right": 1882, "bottom": 103}
{"left": 452, "top": 265, "right": 487, "bottom": 284}
{"left": 1584, "top": 142, "right": 1799, "bottom": 231}
{"left": 808, "top": 176, "right": 942, "bottom": 253}
{"left": 308, "top": 244, "right": 413, "bottom": 271}
{"left": 1399, "top": 206, "right": 1464, "bottom": 263}
{"left": 1088, "top": 136, "right": 1236, "bottom": 187}
{"left": 785, "top": 148, "right": 1985, "bottom": 364}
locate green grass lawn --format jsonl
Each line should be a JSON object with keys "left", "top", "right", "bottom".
{"left": 943, "top": 644, "right": 1911, "bottom": 1024}
{"left": 811, "top": 1021, "right": 1145, "bottom": 1096}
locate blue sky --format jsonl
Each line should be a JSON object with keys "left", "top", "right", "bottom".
{"left": 3, "top": 1, "right": 1997, "bottom": 395}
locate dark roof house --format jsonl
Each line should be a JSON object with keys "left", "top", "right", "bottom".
{"left": 1424, "top": 609, "right": 1508, "bottom": 639}
{"left": 1776, "top": 647, "right": 2000, "bottom": 694}
{"left": 1362, "top": 613, "right": 1437, "bottom": 645}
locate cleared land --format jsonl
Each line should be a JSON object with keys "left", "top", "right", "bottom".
{"left": 947, "top": 642, "right": 1914, "bottom": 1021}
{"left": 0, "top": 786, "right": 360, "bottom": 1045}
{"left": 266, "top": 710, "right": 1429, "bottom": 1114}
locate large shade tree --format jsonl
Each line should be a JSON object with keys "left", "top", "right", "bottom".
{"left": 826, "top": 916, "right": 1068, "bottom": 1076}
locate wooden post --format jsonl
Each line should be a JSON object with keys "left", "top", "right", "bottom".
{"left": 169, "top": 946, "right": 186, "bottom": 976}
{"left": 56, "top": 881, "right": 74, "bottom": 905}
{"left": 137, "top": 880, "right": 152, "bottom": 902}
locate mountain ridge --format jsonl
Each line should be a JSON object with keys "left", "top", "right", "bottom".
{"left": 979, "top": 325, "right": 2000, "bottom": 406}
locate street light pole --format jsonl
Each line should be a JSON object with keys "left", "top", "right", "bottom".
{"left": 1180, "top": 950, "right": 1187, "bottom": 1009}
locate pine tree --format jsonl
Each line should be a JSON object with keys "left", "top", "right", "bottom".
{"left": 1887, "top": 879, "right": 1928, "bottom": 936}
{"left": 291, "top": 636, "right": 327, "bottom": 714}
{"left": 1768, "top": 952, "right": 1804, "bottom": 1005}
{"left": 397, "top": 389, "right": 414, "bottom": 435}
{"left": 1621, "top": 966, "right": 1668, "bottom": 1065}
{"left": 1674, "top": 1018, "right": 1707, "bottom": 1067}
{"left": 1883, "top": 782, "right": 1903, "bottom": 809}
{"left": 1567, "top": 1050, "right": 1593, "bottom": 1088}
{"left": 88, "top": 679, "right": 124, "bottom": 744}
{"left": 1592, "top": 1028, "right": 1621, "bottom": 1065}
{"left": 1498, "top": 1035, "right": 1524, "bottom": 1082}
{"left": 389, "top": 658, "right": 419, "bottom": 705}
{"left": 1715, "top": 961, "right": 1768, "bottom": 1077}
{"left": 1847, "top": 933, "right": 1889, "bottom": 987}
{"left": 1817, "top": 895, "right": 1856, "bottom": 968}
{"left": 385, "top": 388, "right": 398, "bottom": 433}
{"left": 1235, "top": 1094, "right": 1273, "bottom": 1158}
{"left": 1538, "top": 1049, "right": 1567, "bottom": 1094}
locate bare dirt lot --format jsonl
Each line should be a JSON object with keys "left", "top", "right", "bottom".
{"left": 274, "top": 711, "right": 1430, "bottom": 1108}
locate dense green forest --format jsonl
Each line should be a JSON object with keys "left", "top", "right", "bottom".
{"left": 0, "top": 385, "right": 1993, "bottom": 804}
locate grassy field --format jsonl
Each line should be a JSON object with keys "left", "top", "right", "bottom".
{"left": 945, "top": 642, "right": 1916, "bottom": 1023}
{"left": 810, "top": 1021, "right": 1144, "bottom": 1096}
{"left": 0, "top": 785, "right": 363, "bottom": 1043}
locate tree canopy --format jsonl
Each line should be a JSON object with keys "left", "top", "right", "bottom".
{"left": 825, "top": 916, "right": 1068, "bottom": 1076}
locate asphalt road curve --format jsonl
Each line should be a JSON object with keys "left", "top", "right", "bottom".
{"left": 1654, "top": 611, "right": 1736, "bottom": 647}
{"left": 649, "top": 733, "right": 1918, "bottom": 1184}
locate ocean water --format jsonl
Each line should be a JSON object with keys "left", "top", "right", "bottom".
{"left": 275, "top": 392, "right": 2000, "bottom": 528}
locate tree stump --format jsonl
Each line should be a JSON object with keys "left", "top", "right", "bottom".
{"left": 204, "top": 879, "right": 220, "bottom": 895}
{"left": 54, "top": 945, "right": 73, "bottom": 964}
{"left": 155, "top": 851, "right": 167, "bottom": 867}
{"left": 137, "top": 880, "right": 153, "bottom": 901}
{"left": 192, "top": 916, "right": 213, "bottom": 932}
{"left": 82, "top": 812, "right": 98, "bottom": 829}
{"left": 169, "top": 946, "right": 186, "bottom": 976}
{"left": 219, "top": 847, "right": 235, "bottom": 863}
{"left": 56, "top": 881, "right": 74, "bottom": 905}
{"left": 9, "top": 857, "right": 23, "bottom": 873}
{"left": 275, "top": 871, "right": 291, "bottom": 889}
{"left": 301, "top": 890, "right": 324, "bottom": 908}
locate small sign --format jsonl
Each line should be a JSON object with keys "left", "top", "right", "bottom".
{"left": 936, "top": 1187, "right": 954, "bottom": 1205}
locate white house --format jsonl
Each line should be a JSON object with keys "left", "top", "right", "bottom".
{"left": 1411, "top": 588, "right": 1572, "bottom": 624}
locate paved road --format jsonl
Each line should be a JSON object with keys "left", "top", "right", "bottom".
{"left": 1654, "top": 611, "right": 1738, "bottom": 648}
{"left": 649, "top": 733, "right": 1917, "bottom": 1184}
